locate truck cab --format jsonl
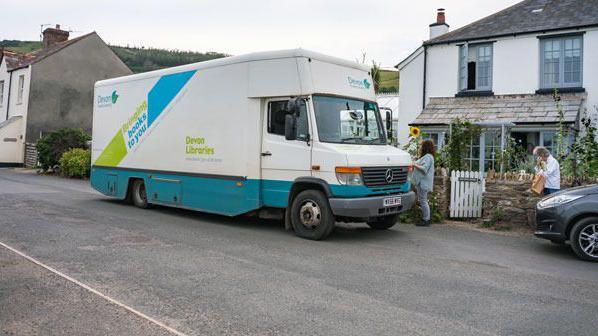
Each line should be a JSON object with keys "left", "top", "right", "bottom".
{"left": 261, "top": 94, "right": 415, "bottom": 240}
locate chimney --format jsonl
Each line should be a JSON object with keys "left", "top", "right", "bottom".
{"left": 429, "top": 8, "right": 450, "bottom": 40}
{"left": 42, "top": 24, "right": 69, "bottom": 49}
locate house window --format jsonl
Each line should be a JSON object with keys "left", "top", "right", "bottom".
{"left": 17, "top": 75, "right": 25, "bottom": 105}
{"left": 458, "top": 43, "right": 493, "bottom": 92}
{"left": 0, "top": 80, "right": 4, "bottom": 107}
{"left": 540, "top": 36, "right": 583, "bottom": 89}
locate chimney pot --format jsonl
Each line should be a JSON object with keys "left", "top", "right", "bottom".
{"left": 437, "top": 8, "right": 446, "bottom": 24}
{"left": 56, "top": 24, "right": 61, "bottom": 29}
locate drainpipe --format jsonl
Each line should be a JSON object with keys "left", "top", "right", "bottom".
{"left": 422, "top": 45, "right": 428, "bottom": 109}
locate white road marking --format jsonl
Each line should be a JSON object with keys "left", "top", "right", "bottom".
{"left": 0, "top": 240, "right": 189, "bottom": 336}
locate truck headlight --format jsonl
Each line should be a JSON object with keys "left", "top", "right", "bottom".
{"left": 335, "top": 167, "right": 363, "bottom": 186}
{"left": 537, "top": 194, "right": 583, "bottom": 209}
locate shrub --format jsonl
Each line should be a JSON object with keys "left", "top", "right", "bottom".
{"left": 59, "top": 148, "right": 91, "bottom": 178}
{"left": 37, "top": 128, "right": 90, "bottom": 171}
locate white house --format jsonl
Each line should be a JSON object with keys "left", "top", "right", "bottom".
{"left": 0, "top": 25, "right": 131, "bottom": 166}
{"left": 398, "top": 0, "right": 598, "bottom": 172}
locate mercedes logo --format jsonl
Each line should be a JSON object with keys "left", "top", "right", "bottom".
{"left": 385, "top": 169, "right": 394, "bottom": 183}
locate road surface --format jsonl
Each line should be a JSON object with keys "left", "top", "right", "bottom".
{"left": 0, "top": 169, "right": 596, "bottom": 336}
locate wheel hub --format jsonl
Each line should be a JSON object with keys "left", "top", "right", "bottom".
{"left": 299, "top": 200, "right": 321, "bottom": 229}
{"left": 579, "top": 224, "right": 598, "bottom": 258}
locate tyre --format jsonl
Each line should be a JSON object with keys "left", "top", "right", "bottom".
{"left": 131, "top": 179, "right": 150, "bottom": 209}
{"left": 569, "top": 217, "right": 598, "bottom": 262}
{"left": 290, "top": 190, "right": 335, "bottom": 240}
{"left": 367, "top": 215, "right": 399, "bottom": 230}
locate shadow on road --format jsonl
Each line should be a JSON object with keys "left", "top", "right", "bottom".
{"left": 98, "top": 198, "right": 404, "bottom": 242}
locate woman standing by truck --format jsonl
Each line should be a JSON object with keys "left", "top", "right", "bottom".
{"left": 412, "top": 140, "right": 435, "bottom": 227}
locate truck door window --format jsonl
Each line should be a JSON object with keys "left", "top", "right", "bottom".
{"left": 267, "top": 99, "right": 309, "bottom": 141}
{"left": 268, "top": 101, "right": 288, "bottom": 135}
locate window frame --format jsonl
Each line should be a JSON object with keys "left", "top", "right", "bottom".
{"left": 539, "top": 35, "right": 583, "bottom": 89}
{"left": 458, "top": 43, "right": 494, "bottom": 92}
{"left": 17, "top": 74, "right": 25, "bottom": 105}
{"left": 0, "top": 80, "right": 4, "bottom": 107}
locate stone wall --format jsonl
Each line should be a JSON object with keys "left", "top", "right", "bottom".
{"left": 483, "top": 179, "right": 541, "bottom": 229}
{"left": 482, "top": 175, "right": 598, "bottom": 229}
{"left": 433, "top": 172, "right": 450, "bottom": 219}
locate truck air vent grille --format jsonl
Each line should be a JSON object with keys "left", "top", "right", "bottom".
{"left": 361, "top": 166, "right": 409, "bottom": 187}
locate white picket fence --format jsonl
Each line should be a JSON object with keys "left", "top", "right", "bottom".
{"left": 450, "top": 171, "right": 485, "bottom": 218}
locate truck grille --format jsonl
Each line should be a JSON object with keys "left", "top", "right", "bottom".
{"left": 361, "top": 166, "right": 409, "bottom": 187}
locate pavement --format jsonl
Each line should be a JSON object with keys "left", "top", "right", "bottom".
{"left": 0, "top": 168, "right": 596, "bottom": 336}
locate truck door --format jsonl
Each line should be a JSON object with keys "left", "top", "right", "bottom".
{"left": 260, "top": 98, "right": 312, "bottom": 207}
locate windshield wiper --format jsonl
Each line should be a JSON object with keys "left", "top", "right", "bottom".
{"left": 340, "top": 137, "right": 361, "bottom": 143}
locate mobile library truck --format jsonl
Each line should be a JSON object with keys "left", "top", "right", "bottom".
{"left": 91, "top": 49, "right": 415, "bottom": 240}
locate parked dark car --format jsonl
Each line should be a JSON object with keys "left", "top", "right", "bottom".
{"left": 535, "top": 184, "right": 598, "bottom": 261}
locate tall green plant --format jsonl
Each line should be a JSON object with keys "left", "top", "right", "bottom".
{"left": 566, "top": 108, "right": 598, "bottom": 179}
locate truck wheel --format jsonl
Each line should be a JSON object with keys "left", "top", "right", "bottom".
{"left": 290, "top": 190, "right": 335, "bottom": 240}
{"left": 570, "top": 217, "right": 598, "bottom": 262}
{"left": 131, "top": 179, "right": 150, "bottom": 209}
{"left": 367, "top": 215, "right": 398, "bottom": 230}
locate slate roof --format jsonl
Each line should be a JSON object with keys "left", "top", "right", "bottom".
{"left": 411, "top": 93, "right": 585, "bottom": 126}
{"left": 1, "top": 32, "right": 95, "bottom": 71}
{"left": 426, "top": 0, "right": 598, "bottom": 45}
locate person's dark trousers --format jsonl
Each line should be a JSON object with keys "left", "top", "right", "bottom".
{"left": 544, "top": 188, "right": 560, "bottom": 195}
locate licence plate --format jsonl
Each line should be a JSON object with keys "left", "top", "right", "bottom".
{"left": 383, "top": 196, "right": 402, "bottom": 207}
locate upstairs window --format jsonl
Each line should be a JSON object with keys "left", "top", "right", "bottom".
{"left": 458, "top": 43, "right": 493, "bottom": 92}
{"left": 540, "top": 35, "right": 583, "bottom": 89}
{"left": 17, "top": 75, "right": 25, "bottom": 105}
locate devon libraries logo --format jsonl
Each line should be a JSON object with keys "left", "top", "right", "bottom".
{"left": 97, "top": 90, "right": 119, "bottom": 107}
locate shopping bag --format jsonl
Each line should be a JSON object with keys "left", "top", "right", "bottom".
{"left": 531, "top": 174, "right": 546, "bottom": 196}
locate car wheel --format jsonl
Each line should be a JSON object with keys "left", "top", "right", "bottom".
{"left": 131, "top": 179, "right": 150, "bottom": 209}
{"left": 290, "top": 190, "right": 335, "bottom": 240}
{"left": 367, "top": 215, "right": 399, "bottom": 230}
{"left": 570, "top": 217, "right": 598, "bottom": 262}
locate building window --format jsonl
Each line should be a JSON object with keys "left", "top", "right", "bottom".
{"left": 17, "top": 75, "right": 25, "bottom": 105}
{"left": 0, "top": 80, "right": 4, "bottom": 107}
{"left": 540, "top": 36, "right": 583, "bottom": 89}
{"left": 459, "top": 43, "right": 493, "bottom": 92}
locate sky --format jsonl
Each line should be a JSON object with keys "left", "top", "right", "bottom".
{"left": 1, "top": 0, "right": 521, "bottom": 69}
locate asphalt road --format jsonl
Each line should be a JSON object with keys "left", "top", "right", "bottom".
{"left": 0, "top": 169, "right": 596, "bottom": 336}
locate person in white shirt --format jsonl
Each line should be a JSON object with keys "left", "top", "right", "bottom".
{"left": 533, "top": 146, "right": 560, "bottom": 195}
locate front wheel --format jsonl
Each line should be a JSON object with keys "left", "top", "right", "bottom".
{"left": 367, "top": 215, "right": 399, "bottom": 230}
{"left": 290, "top": 190, "right": 335, "bottom": 240}
{"left": 570, "top": 217, "right": 598, "bottom": 262}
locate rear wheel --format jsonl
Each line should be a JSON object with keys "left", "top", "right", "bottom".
{"left": 131, "top": 179, "right": 150, "bottom": 209}
{"left": 570, "top": 217, "right": 598, "bottom": 262}
{"left": 367, "top": 215, "right": 399, "bottom": 230}
{"left": 290, "top": 190, "right": 335, "bottom": 240}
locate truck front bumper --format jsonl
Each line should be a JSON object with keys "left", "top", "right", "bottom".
{"left": 329, "top": 191, "right": 416, "bottom": 218}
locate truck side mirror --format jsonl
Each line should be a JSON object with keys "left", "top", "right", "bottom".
{"left": 385, "top": 110, "right": 392, "bottom": 131}
{"left": 285, "top": 114, "right": 297, "bottom": 141}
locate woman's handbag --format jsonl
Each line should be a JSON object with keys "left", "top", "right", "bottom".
{"left": 531, "top": 174, "right": 546, "bottom": 196}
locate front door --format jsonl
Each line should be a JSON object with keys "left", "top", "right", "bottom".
{"left": 260, "top": 98, "right": 312, "bottom": 207}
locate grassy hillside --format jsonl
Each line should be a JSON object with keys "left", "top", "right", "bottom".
{"left": 378, "top": 69, "right": 399, "bottom": 93}
{"left": 0, "top": 40, "right": 227, "bottom": 73}
{"left": 110, "top": 46, "right": 227, "bottom": 73}
{"left": 0, "top": 40, "right": 42, "bottom": 53}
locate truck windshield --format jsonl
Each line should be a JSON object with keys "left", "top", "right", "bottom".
{"left": 312, "top": 95, "right": 387, "bottom": 145}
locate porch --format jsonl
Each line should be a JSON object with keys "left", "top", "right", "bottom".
{"left": 412, "top": 92, "right": 585, "bottom": 172}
